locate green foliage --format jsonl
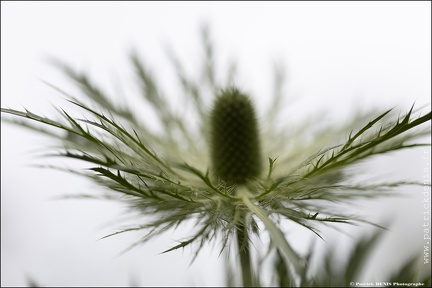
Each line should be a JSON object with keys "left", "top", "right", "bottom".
{"left": 1, "top": 26, "right": 431, "bottom": 287}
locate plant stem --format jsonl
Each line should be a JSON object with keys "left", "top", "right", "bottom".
{"left": 236, "top": 216, "right": 253, "bottom": 287}
{"left": 238, "top": 187, "right": 304, "bottom": 282}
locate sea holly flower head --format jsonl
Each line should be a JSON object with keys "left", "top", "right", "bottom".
{"left": 210, "top": 87, "right": 262, "bottom": 184}
{"left": 1, "top": 27, "right": 431, "bottom": 286}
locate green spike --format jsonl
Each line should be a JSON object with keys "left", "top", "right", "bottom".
{"left": 210, "top": 87, "right": 262, "bottom": 184}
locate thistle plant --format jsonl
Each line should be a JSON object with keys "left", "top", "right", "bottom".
{"left": 2, "top": 27, "right": 431, "bottom": 287}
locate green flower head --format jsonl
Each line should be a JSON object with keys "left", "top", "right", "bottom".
{"left": 210, "top": 87, "right": 262, "bottom": 184}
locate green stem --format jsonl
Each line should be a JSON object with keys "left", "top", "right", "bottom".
{"left": 236, "top": 217, "right": 253, "bottom": 287}
{"left": 238, "top": 187, "right": 304, "bottom": 279}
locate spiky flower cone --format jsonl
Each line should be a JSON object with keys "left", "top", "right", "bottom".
{"left": 210, "top": 87, "right": 262, "bottom": 185}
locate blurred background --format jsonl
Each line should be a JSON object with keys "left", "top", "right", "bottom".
{"left": 1, "top": 2, "right": 431, "bottom": 286}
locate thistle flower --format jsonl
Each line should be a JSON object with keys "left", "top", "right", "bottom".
{"left": 1, "top": 27, "right": 431, "bottom": 286}
{"left": 210, "top": 87, "right": 262, "bottom": 184}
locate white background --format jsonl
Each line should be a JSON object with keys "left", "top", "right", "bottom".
{"left": 1, "top": 1, "right": 431, "bottom": 286}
